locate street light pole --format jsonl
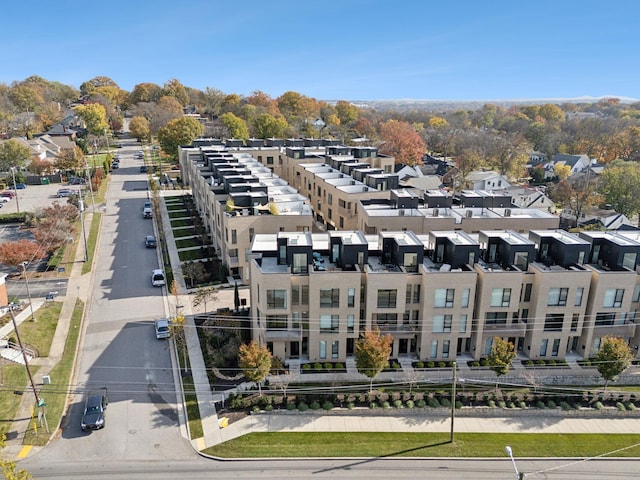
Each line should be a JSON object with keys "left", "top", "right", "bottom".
{"left": 505, "top": 445, "right": 525, "bottom": 479}
{"left": 20, "top": 262, "right": 36, "bottom": 322}
{"left": 11, "top": 167, "right": 20, "bottom": 213}
{"left": 450, "top": 361, "right": 456, "bottom": 442}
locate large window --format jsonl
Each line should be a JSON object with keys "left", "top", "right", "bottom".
{"left": 292, "top": 253, "right": 308, "bottom": 274}
{"left": 319, "top": 340, "right": 327, "bottom": 359}
{"left": 552, "top": 338, "right": 560, "bottom": 357}
{"left": 267, "top": 289, "right": 286, "bottom": 309}
{"left": 603, "top": 288, "right": 624, "bottom": 308}
{"left": 544, "top": 313, "right": 564, "bottom": 332}
{"left": 633, "top": 285, "right": 640, "bottom": 302}
{"left": 320, "top": 314, "right": 339, "bottom": 333}
{"left": 459, "top": 314, "right": 468, "bottom": 333}
{"left": 461, "top": 288, "right": 470, "bottom": 308}
{"left": 547, "top": 288, "right": 568, "bottom": 306}
{"left": 540, "top": 338, "right": 548, "bottom": 356}
{"left": 347, "top": 314, "right": 355, "bottom": 333}
{"left": 331, "top": 340, "right": 339, "bottom": 359}
{"left": 595, "top": 312, "right": 615, "bottom": 326}
{"left": 433, "top": 315, "right": 453, "bottom": 333}
{"left": 571, "top": 313, "right": 579, "bottom": 332}
{"left": 434, "top": 288, "right": 455, "bottom": 308}
{"left": 291, "top": 286, "right": 300, "bottom": 305}
{"left": 575, "top": 287, "right": 584, "bottom": 307}
{"left": 320, "top": 288, "right": 340, "bottom": 308}
{"left": 412, "top": 284, "right": 421, "bottom": 303}
{"left": 377, "top": 289, "right": 397, "bottom": 308}
{"left": 430, "top": 340, "right": 438, "bottom": 358}
{"left": 301, "top": 285, "right": 309, "bottom": 305}
{"left": 266, "top": 315, "right": 287, "bottom": 330}
{"left": 404, "top": 252, "right": 418, "bottom": 273}
{"left": 348, "top": 288, "right": 356, "bottom": 308}
{"left": 522, "top": 283, "right": 532, "bottom": 302}
{"left": 442, "top": 340, "right": 450, "bottom": 359}
{"left": 485, "top": 312, "right": 508, "bottom": 325}
{"left": 490, "top": 288, "right": 511, "bottom": 307}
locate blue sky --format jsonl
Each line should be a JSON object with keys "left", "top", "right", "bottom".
{"left": 1, "top": 0, "right": 639, "bottom": 101}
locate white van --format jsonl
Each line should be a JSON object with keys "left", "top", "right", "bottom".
{"left": 151, "top": 269, "right": 166, "bottom": 287}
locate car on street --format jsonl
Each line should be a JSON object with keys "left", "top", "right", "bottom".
{"left": 145, "top": 235, "right": 157, "bottom": 248}
{"left": 143, "top": 206, "right": 153, "bottom": 218}
{"left": 140, "top": 165, "right": 147, "bottom": 173}
{"left": 80, "top": 388, "right": 108, "bottom": 431}
{"left": 56, "top": 188, "right": 76, "bottom": 198}
{"left": 151, "top": 269, "right": 166, "bottom": 287}
{"left": 9, "top": 183, "right": 26, "bottom": 189}
{"left": 111, "top": 162, "right": 119, "bottom": 170}
{"left": 154, "top": 318, "right": 170, "bottom": 339}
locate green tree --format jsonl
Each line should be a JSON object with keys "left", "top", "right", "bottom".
{"left": 74, "top": 103, "right": 109, "bottom": 135}
{"left": 252, "top": 113, "right": 288, "bottom": 139}
{"left": 595, "top": 336, "right": 633, "bottom": 392}
{"left": 334, "top": 100, "right": 358, "bottom": 125}
{"left": 238, "top": 340, "right": 272, "bottom": 395}
{"left": 162, "top": 78, "right": 189, "bottom": 106}
{"left": 157, "top": 116, "right": 204, "bottom": 157}
{"left": 234, "top": 281, "right": 241, "bottom": 312}
{"left": 0, "top": 139, "right": 32, "bottom": 171}
{"left": 220, "top": 112, "right": 249, "bottom": 140}
{"left": 129, "top": 116, "right": 151, "bottom": 141}
{"left": 129, "top": 82, "right": 163, "bottom": 104}
{"left": 55, "top": 145, "right": 85, "bottom": 172}
{"left": 355, "top": 328, "right": 393, "bottom": 392}
{"left": 600, "top": 160, "right": 640, "bottom": 219}
{"left": 486, "top": 337, "right": 516, "bottom": 391}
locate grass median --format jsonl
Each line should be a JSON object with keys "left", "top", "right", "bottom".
{"left": 203, "top": 432, "right": 640, "bottom": 458}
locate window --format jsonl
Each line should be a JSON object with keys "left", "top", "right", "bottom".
{"left": 347, "top": 314, "right": 355, "bottom": 333}
{"left": 339, "top": 199, "right": 346, "bottom": 208}
{"left": 595, "top": 312, "right": 615, "bottom": 326}
{"left": 267, "top": 315, "right": 287, "bottom": 329}
{"left": 547, "top": 288, "right": 568, "bottom": 306}
{"left": 327, "top": 193, "right": 332, "bottom": 205}
{"left": 231, "top": 229, "right": 237, "bottom": 244}
{"left": 461, "top": 288, "right": 470, "bottom": 308}
{"left": 459, "top": 314, "right": 468, "bottom": 333}
{"left": 540, "top": 338, "right": 548, "bottom": 356}
{"left": 433, "top": 315, "right": 452, "bottom": 333}
{"left": 633, "top": 285, "right": 640, "bottom": 302}
{"left": 301, "top": 285, "right": 309, "bottom": 305}
{"left": 267, "top": 289, "right": 286, "bottom": 309}
{"left": 339, "top": 217, "right": 344, "bottom": 228}
{"left": 347, "top": 288, "right": 356, "bottom": 308}
{"left": 571, "top": 313, "right": 579, "bottom": 332}
{"left": 442, "top": 340, "right": 450, "bottom": 359}
{"left": 404, "top": 252, "right": 418, "bottom": 272}
{"left": 603, "top": 288, "right": 624, "bottom": 308}
{"left": 575, "top": 287, "right": 584, "bottom": 306}
{"left": 320, "top": 314, "right": 339, "bottom": 333}
{"left": 412, "top": 284, "right": 421, "bottom": 303}
{"left": 377, "top": 289, "right": 397, "bottom": 308}
{"left": 332, "top": 340, "right": 339, "bottom": 359}
{"left": 485, "top": 312, "right": 508, "bottom": 325}
{"left": 292, "top": 253, "right": 308, "bottom": 274}
{"left": 523, "top": 283, "right": 532, "bottom": 302}
{"left": 544, "top": 313, "right": 564, "bottom": 332}
{"left": 406, "top": 285, "right": 412, "bottom": 305}
{"left": 552, "top": 339, "right": 560, "bottom": 357}
{"left": 328, "top": 208, "right": 332, "bottom": 220}
{"left": 434, "top": 288, "right": 455, "bottom": 308}
{"left": 228, "top": 248, "right": 238, "bottom": 258}
{"left": 320, "top": 288, "right": 340, "bottom": 308}
{"left": 521, "top": 308, "right": 529, "bottom": 323}
{"left": 292, "top": 312, "right": 300, "bottom": 329}
{"left": 266, "top": 156, "right": 274, "bottom": 165}
{"left": 249, "top": 228, "right": 255, "bottom": 242}
{"left": 291, "top": 286, "right": 299, "bottom": 304}
{"left": 623, "top": 252, "right": 637, "bottom": 270}
{"left": 484, "top": 338, "right": 493, "bottom": 356}
{"left": 319, "top": 341, "right": 327, "bottom": 359}
{"left": 430, "top": 340, "right": 438, "bottom": 358}
{"left": 490, "top": 288, "right": 511, "bottom": 307}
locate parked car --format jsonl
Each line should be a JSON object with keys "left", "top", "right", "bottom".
{"left": 0, "top": 196, "right": 10, "bottom": 203}
{"left": 0, "top": 191, "right": 15, "bottom": 199}
{"left": 145, "top": 235, "right": 157, "bottom": 248}
{"left": 9, "top": 183, "right": 26, "bottom": 189}
{"left": 151, "top": 269, "right": 165, "bottom": 287}
{"left": 111, "top": 162, "right": 119, "bottom": 170}
{"left": 143, "top": 206, "right": 152, "bottom": 218}
{"left": 140, "top": 165, "right": 147, "bottom": 173}
{"left": 154, "top": 318, "right": 170, "bottom": 339}
{"left": 68, "top": 177, "right": 86, "bottom": 185}
{"left": 56, "top": 188, "right": 76, "bottom": 198}
{"left": 80, "top": 388, "right": 108, "bottom": 431}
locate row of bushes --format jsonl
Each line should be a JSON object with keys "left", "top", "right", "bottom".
{"left": 414, "top": 361, "right": 455, "bottom": 369}
{"left": 301, "top": 362, "right": 346, "bottom": 372}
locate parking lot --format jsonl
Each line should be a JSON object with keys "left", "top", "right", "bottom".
{"left": 0, "top": 181, "right": 90, "bottom": 215}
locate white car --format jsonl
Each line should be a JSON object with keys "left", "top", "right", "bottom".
{"left": 0, "top": 196, "right": 10, "bottom": 203}
{"left": 151, "top": 269, "right": 165, "bottom": 287}
{"left": 154, "top": 318, "right": 170, "bottom": 339}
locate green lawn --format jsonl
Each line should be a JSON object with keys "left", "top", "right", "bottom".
{"left": 178, "top": 249, "right": 211, "bottom": 262}
{"left": 82, "top": 212, "right": 102, "bottom": 275}
{"left": 12, "top": 302, "right": 62, "bottom": 356}
{"left": 173, "top": 228, "right": 198, "bottom": 238}
{"left": 0, "top": 365, "right": 30, "bottom": 424}
{"left": 203, "top": 432, "right": 640, "bottom": 458}
{"left": 175, "top": 238, "right": 202, "bottom": 249}
{"left": 170, "top": 218, "right": 193, "bottom": 227}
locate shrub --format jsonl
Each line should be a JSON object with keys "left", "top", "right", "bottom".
{"left": 392, "top": 362, "right": 401, "bottom": 369}
{"left": 480, "top": 358, "right": 488, "bottom": 367}
{"left": 347, "top": 402, "right": 355, "bottom": 410}
{"left": 548, "top": 360, "right": 557, "bottom": 366}
{"left": 497, "top": 401, "right": 506, "bottom": 408}
{"left": 625, "top": 402, "right": 637, "bottom": 411}
{"left": 518, "top": 401, "right": 527, "bottom": 409}
{"left": 488, "top": 400, "right": 496, "bottom": 408}
{"left": 369, "top": 402, "right": 378, "bottom": 409}
{"left": 394, "top": 399, "right": 403, "bottom": 408}
{"left": 525, "top": 360, "right": 534, "bottom": 366}
{"left": 507, "top": 402, "right": 516, "bottom": 409}
{"left": 546, "top": 400, "right": 556, "bottom": 409}
{"left": 616, "top": 402, "right": 626, "bottom": 411}
{"left": 286, "top": 403, "right": 296, "bottom": 410}
{"left": 324, "top": 362, "right": 333, "bottom": 370}
{"left": 252, "top": 405, "right": 260, "bottom": 413}
{"left": 415, "top": 361, "right": 424, "bottom": 369}
{"left": 314, "top": 363, "right": 323, "bottom": 371}
{"left": 582, "top": 360, "right": 591, "bottom": 367}
{"left": 427, "top": 361, "right": 435, "bottom": 368}
{"left": 470, "top": 361, "right": 480, "bottom": 367}
{"left": 536, "top": 401, "right": 546, "bottom": 409}
{"left": 265, "top": 404, "right": 273, "bottom": 412}
{"left": 428, "top": 398, "right": 440, "bottom": 408}
{"left": 594, "top": 401, "right": 604, "bottom": 410}
{"left": 298, "top": 402, "right": 309, "bottom": 412}
{"left": 302, "top": 363, "right": 311, "bottom": 370}
{"left": 322, "top": 401, "right": 334, "bottom": 411}
{"left": 455, "top": 400, "right": 463, "bottom": 409}
{"left": 416, "top": 399, "right": 426, "bottom": 408}
{"left": 335, "top": 362, "right": 344, "bottom": 369}
{"left": 560, "top": 401, "right": 571, "bottom": 411}
{"left": 381, "top": 401, "right": 390, "bottom": 409}
{"left": 535, "top": 359, "right": 546, "bottom": 366}
{"left": 440, "top": 398, "right": 451, "bottom": 408}
{"left": 310, "top": 401, "right": 321, "bottom": 410}
{"left": 406, "top": 400, "right": 415, "bottom": 409}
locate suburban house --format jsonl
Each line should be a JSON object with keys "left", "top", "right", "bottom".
{"left": 465, "top": 170, "right": 511, "bottom": 191}
{"left": 548, "top": 154, "right": 592, "bottom": 179}
{"left": 503, "top": 186, "right": 556, "bottom": 213}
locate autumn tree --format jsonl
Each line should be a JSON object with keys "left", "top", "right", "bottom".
{"left": 595, "top": 336, "right": 633, "bottom": 392}
{"left": 238, "top": 340, "right": 272, "bottom": 395}
{"left": 129, "top": 116, "right": 151, "bottom": 141}
{"left": 129, "top": 82, "right": 163, "bottom": 104}
{"left": 157, "top": 116, "right": 204, "bottom": 157}
{"left": 550, "top": 178, "right": 601, "bottom": 227}
{"left": 55, "top": 145, "right": 85, "bottom": 172}
{"left": 487, "top": 133, "right": 531, "bottom": 179}
{"left": 29, "top": 157, "right": 53, "bottom": 175}
{"left": 74, "top": 103, "right": 109, "bottom": 135}
{"left": 0, "top": 139, "right": 32, "bottom": 171}
{"left": 252, "top": 113, "right": 288, "bottom": 139}
{"left": 182, "top": 260, "right": 208, "bottom": 288}
{"left": 486, "top": 337, "right": 516, "bottom": 391}
{"left": 378, "top": 119, "right": 426, "bottom": 166}
{"left": 192, "top": 286, "right": 218, "bottom": 313}
{"left": 355, "top": 328, "right": 393, "bottom": 392}
{"left": 32, "top": 203, "right": 79, "bottom": 253}
{"left": 0, "top": 240, "right": 45, "bottom": 271}
{"left": 600, "top": 160, "right": 640, "bottom": 219}
{"left": 220, "top": 112, "right": 249, "bottom": 140}
{"left": 554, "top": 163, "right": 571, "bottom": 181}
{"left": 334, "top": 100, "right": 358, "bottom": 125}
{"left": 162, "top": 79, "right": 189, "bottom": 106}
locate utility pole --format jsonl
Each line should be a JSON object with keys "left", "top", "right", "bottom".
{"left": 79, "top": 198, "right": 88, "bottom": 262}
{"left": 11, "top": 167, "right": 20, "bottom": 213}
{"left": 450, "top": 361, "right": 456, "bottom": 442}
{"left": 20, "top": 262, "right": 36, "bottom": 322}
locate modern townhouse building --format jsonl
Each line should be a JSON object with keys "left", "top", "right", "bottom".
{"left": 178, "top": 142, "right": 313, "bottom": 283}
{"left": 249, "top": 229, "right": 640, "bottom": 365}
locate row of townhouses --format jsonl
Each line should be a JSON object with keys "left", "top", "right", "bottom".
{"left": 178, "top": 138, "right": 640, "bottom": 364}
